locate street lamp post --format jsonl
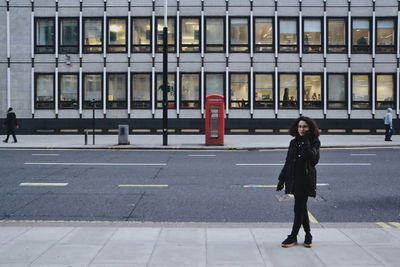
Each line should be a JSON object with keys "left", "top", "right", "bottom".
{"left": 162, "top": 0, "right": 168, "bottom": 146}
{"left": 92, "top": 99, "right": 95, "bottom": 145}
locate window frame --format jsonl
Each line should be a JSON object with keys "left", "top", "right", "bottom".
{"left": 327, "top": 17, "right": 348, "bottom": 54}
{"left": 229, "top": 72, "right": 250, "bottom": 109}
{"left": 58, "top": 17, "right": 80, "bottom": 54}
{"left": 253, "top": 72, "right": 274, "bottom": 109}
{"left": 131, "top": 17, "right": 152, "bottom": 53}
{"left": 205, "top": 17, "right": 226, "bottom": 53}
{"left": 58, "top": 73, "right": 79, "bottom": 109}
{"left": 351, "top": 73, "right": 372, "bottom": 109}
{"left": 35, "top": 73, "right": 55, "bottom": 110}
{"left": 106, "top": 72, "right": 128, "bottom": 109}
{"left": 179, "top": 16, "right": 201, "bottom": 53}
{"left": 180, "top": 72, "right": 201, "bottom": 109}
{"left": 302, "top": 17, "right": 323, "bottom": 54}
{"left": 155, "top": 72, "right": 177, "bottom": 109}
{"left": 131, "top": 72, "right": 152, "bottom": 109}
{"left": 327, "top": 73, "right": 348, "bottom": 110}
{"left": 278, "top": 72, "right": 299, "bottom": 109}
{"left": 83, "top": 17, "right": 103, "bottom": 54}
{"left": 253, "top": 17, "right": 274, "bottom": 53}
{"left": 375, "top": 73, "right": 396, "bottom": 109}
{"left": 351, "top": 17, "right": 372, "bottom": 54}
{"left": 375, "top": 17, "right": 397, "bottom": 54}
{"left": 278, "top": 17, "right": 299, "bottom": 53}
{"left": 302, "top": 73, "right": 323, "bottom": 109}
{"left": 204, "top": 72, "right": 226, "bottom": 102}
{"left": 156, "top": 16, "right": 177, "bottom": 53}
{"left": 34, "top": 17, "right": 55, "bottom": 54}
{"left": 229, "top": 17, "right": 250, "bottom": 53}
{"left": 106, "top": 17, "right": 128, "bottom": 53}
{"left": 82, "top": 72, "right": 103, "bottom": 109}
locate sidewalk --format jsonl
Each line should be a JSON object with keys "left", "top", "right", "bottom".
{"left": 0, "top": 221, "right": 399, "bottom": 266}
{"left": 0, "top": 134, "right": 399, "bottom": 150}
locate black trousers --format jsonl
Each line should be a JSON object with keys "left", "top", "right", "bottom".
{"left": 385, "top": 125, "right": 392, "bottom": 141}
{"left": 5, "top": 127, "right": 17, "bottom": 142}
{"left": 290, "top": 195, "right": 310, "bottom": 236}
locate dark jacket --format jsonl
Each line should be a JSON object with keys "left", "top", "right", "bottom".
{"left": 278, "top": 136, "right": 320, "bottom": 197}
{"left": 4, "top": 111, "right": 18, "bottom": 129}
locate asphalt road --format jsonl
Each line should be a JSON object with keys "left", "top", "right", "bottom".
{"left": 0, "top": 148, "right": 399, "bottom": 223}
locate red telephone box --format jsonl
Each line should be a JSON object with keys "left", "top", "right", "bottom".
{"left": 205, "top": 94, "right": 225, "bottom": 145}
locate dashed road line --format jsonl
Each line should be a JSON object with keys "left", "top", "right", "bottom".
{"left": 389, "top": 222, "right": 400, "bottom": 228}
{"left": 188, "top": 154, "right": 216, "bottom": 157}
{"left": 376, "top": 222, "right": 392, "bottom": 228}
{"left": 32, "top": 154, "right": 60, "bottom": 156}
{"left": 20, "top": 183, "right": 68, "bottom": 187}
{"left": 118, "top": 184, "right": 169, "bottom": 188}
{"left": 25, "top": 162, "right": 167, "bottom": 166}
{"left": 242, "top": 184, "right": 329, "bottom": 188}
{"left": 236, "top": 163, "right": 371, "bottom": 166}
{"left": 350, "top": 154, "right": 376, "bottom": 156}
{"left": 308, "top": 211, "right": 318, "bottom": 224}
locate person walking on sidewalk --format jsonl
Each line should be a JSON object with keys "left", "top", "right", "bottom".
{"left": 3, "top": 107, "right": 19, "bottom": 143}
{"left": 276, "top": 116, "right": 320, "bottom": 248}
{"left": 384, "top": 108, "right": 393, "bottom": 141}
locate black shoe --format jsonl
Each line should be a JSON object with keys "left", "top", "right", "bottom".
{"left": 281, "top": 235, "right": 297, "bottom": 248}
{"left": 304, "top": 233, "right": 312, "bottom": 248}
{"left": 2, "top": 140, "right": 7, "bottom": 143}
{"left": 12, "top": 141, "right": 17, "bottom": 143}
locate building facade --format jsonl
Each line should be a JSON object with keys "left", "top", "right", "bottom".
{"left": 0, "top": 0, "right": 399, "bottom": 134}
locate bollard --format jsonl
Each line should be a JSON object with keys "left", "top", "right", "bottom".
{"left": 84, "top": 130, "right": 88, "bottom": 145}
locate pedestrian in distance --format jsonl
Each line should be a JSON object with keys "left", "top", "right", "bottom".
{"left": 384, "top": 108, "right": 393, "bottom": 141}
{"left": 3, "top": 107, "right": 19, "bottom": 143}
{"left": 276, "top": 116, "right": 321, "bottom": 248}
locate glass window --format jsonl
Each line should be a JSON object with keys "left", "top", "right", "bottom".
{"left": 376, "top": 19, "right": 395, "bottom": 53}
{"left": 279, "top": 74, "right": 298, "bottom": 108}
{"left": 156, "top": 74, "right": 176, "bottom": 108}
{"left": 83, "top": 74, "right": 102, "bottom": 109}
{"left": 230, "top": 18, "right": 249, "bottom": 52}
{"left": 328, "top": 18, "right": 346, "bottom": 53}
{"left": 303, "top": 75, "right": 322, "bottom": 108}
{"left": 35, "top": 74, "right": 54, "bottom": 109}
{"left": 206, "top": 18, "right": 224, "bottom": 52}
{"left": 157, "top": 18, "right": 176, "bottom": 52}
{"left": 255, "top": 18, "right": 273, "bottom": 52}
{"left": 108, "top": 18, "right": 127, "bottom": 52}
{"left": 132, "top": 74, "right": 151, "bottom": 108}
{"left": 59, "top": 18, "right": 79, "bottom": 54}
{"left": 132, "top": 18, "right": 151, "bottom": 52}
{"left": 328, "top": 74, "right": 346, "bottom": 109}
{"left": 181, "top": 74, "right": 200, "bottom": 108}
{"left": 107, "top": 74, "right": 127, "bottom": 109}
{"left": 35, "top": 18, "right": 55, "bottom": 53}
{"left": 255, "top": 74, "right": 273, "bottom": 108}
{"left": 352, "top": 74, "right": 370, "bottom": 108}
{"left": 377, "top": 74, "right": 395, "bottom": 109}
{"left": 352, "top": 19, "right": 370, "bottom": 53}
{"left": 84, "top": 18, "right": 103, "bottom": 53}
{"left": 59, "top": 74, "right": 78, "bottom": 109}
{"left": 206, "top": 73, "right": 224, "bottom": 97}
{"left": 230, "top": 74, "right": 249, "bottom": 108}
{"left": 303, "top": 19, "right": 322, "bottom": 53}
{"left": 181, "top": 18, "right": 200, "bottom": 52}
{"left": 279, "top": 19, "right": 298, "bottom": 52}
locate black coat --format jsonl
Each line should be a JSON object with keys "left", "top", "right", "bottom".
{"left": 4, "top": 111, "right": 18, "bottom": 129}
{"left": 278, "top": 136, "right": 320, "bottom": 197}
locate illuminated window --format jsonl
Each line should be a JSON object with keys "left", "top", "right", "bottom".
{"left": 107, "top": 18, "right": 127, "bottom": 53}
{"left": 328, "top": 18, "right": 346, "bottom": 53}
{"left": 279, "top": 19, "right": 298, "bottom": 52}
{"left": 157, "top": 18, "right": 176, "bottom": 52}
{"left": 181, "top": 18, "right": 200, "bottom": 52}
{"left": 303, "top": 74, "right": 322, "bottom": 108}
{"left": 181, "top": 73, "right": 200, "bottom": 108}
{"left": 35, "top": 74, "right": 54, "bottom": 109}
{"left": 83, "top": 18, "right": 103, "bottom": 53}
{"left": 230, "top": 74, "right": 249, "bottom": 108}
{"left": 376, "top": 74, "right": 395, "bottom": 109}
{"left": 352, "top": 74, "right": 370, "bottom": 108}
{"left": 205, "top": 18, "right": 224, "bottom": 52}
{"left": 59, "top": 74, "right": 78, "bottom": 109}
{"left": 35, "top": 18, "right": 55, "bottom": 54}
{"left": 107, "top": 74, "right": 127, "bottom": 109}
{"left": 230, "top": 18, "right": 249, "bottom": 52}
{"left": 156, "top": 74, "right": 176, "bottom": 108}
{"left": 132, "top": 74, "right": 151, "bottom": 109}
{"left": 328, "top": 74, "right": 346, "bottom": 109}
{"left": 254, "top": 74, "right": 273, "bottom": 108}
{"left": 279, "top": 74, "right": 298, "bottom": 108}
{"left": 83, "top": 74, "right": 102, "bottom": 109}
{"left": 132, "top": 18, "right": 151, "bottom": 52}
{"left": 303, "top": 19, "right": 322, "bottom": 53}
{"left": 59, "top": 18, "right": 79, "bottom": 54}
{"left": 352, "top": 19, "right": 370, "bottom": 53}
{"left": 254, "top": 18, "right": 273, "bottom": 52}
{"left": 376, "top": 19, "right": 395, "bottom": 53}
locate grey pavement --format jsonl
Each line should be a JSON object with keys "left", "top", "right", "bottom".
{"left": 0, "top": 134, "right": 399, "bottom": 149}
{"left": 0, "top": 222, "right": 399, "bottom": 266}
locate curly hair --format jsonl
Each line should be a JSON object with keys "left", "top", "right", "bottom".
{"left": 289, "top": 116, "right": 320, "bottom": 139}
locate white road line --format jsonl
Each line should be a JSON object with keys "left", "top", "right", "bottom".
{"left": 118, "top": 184, "right": 168, "bottom": 188}
{"left": 243, "top": 183, "right": 329, "bottom": 188}
{"left": 32, "top": 154, "right": 60, "bottom": 156}
{"left": 20, "top": 183, "right": 68, "bottom": 187}
{"left": 188, "top": 154, "right": 216, "bottom": 157}
{"left": 236, "top": 163, "right": 371, "bottom": 166}
{"left": 24, "top": 162, "right": 167, "bottom": 166}
{"left": 350, "top": 154, "right": 376, "bottom": 156}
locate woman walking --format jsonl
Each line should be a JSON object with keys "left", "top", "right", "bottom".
{"left": 276, "top": 117, "right": 320, "bottom": 248}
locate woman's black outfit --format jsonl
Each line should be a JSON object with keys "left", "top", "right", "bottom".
{"left": 3, "top": 110, "right": 18, "bottom": 143}
{"left": 278, "top": 135, "right": 320, "bottom": 237}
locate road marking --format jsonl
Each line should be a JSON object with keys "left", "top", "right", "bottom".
{"left": 118, "top": 184, "right": 169, "bottom": 188}
{"left": 20, "top": 183, "right": 68, "bottom": 187}
{"left": 376, "top": 222, "right": 392, "bottom": 228}
{"left": 188, "top": 154, "right": 216, "bottom": 157}
{"left": 236, "top": 163, "right": 371, "bottom": 166}
{"left": 308, "top": 211, "right": 318, "bottom": 223}
{"left": 25, "top": 162, "right": 167, "bottom": 166}
{"left": 32, "top": 154, "right": 60, "bottom": 156}
{"left": 243, "top": 183, "right": 329, "bottom": 188}
{"left": 350, "top": 154, "right": 376, "bottom": 156}
{"left": 389, "top": 222, "right": 400, "bottom": 228}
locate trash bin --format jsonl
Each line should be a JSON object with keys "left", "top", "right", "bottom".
{"left": 118, "top": 125, "right": 130, "bottom": 145}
